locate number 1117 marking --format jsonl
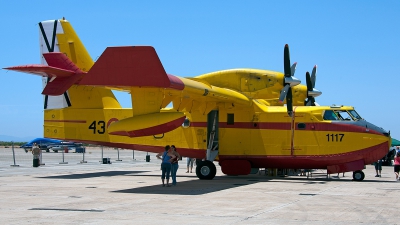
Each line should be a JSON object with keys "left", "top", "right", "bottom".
{"left": 326, "top": 134, "right": 344, "bottom": 142}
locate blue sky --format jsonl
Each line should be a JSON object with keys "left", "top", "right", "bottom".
{"left": 1, "top": 1, "right": 399, "bottom": 141}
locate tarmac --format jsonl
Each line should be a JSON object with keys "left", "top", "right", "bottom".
{"left": 0, "top": 146, "right": 399, "bottom": 224}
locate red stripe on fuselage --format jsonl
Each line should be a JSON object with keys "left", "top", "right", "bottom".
{"left": 192, "top": 121, "right": 383, "bottom": 135}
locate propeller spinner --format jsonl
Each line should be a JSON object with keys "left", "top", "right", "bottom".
{"left": 279, "top": 44, "right": 301, "bottom": 116}
{"left": 304, "top": 65, "right": 322, "bottom": 106}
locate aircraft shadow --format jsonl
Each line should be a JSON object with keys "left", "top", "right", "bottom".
{"left": 38, "top": 171, "right": 148, "bottom": 179}
{"left": 265, "top": 176, "right": 395, "bottom": 184}
{"left": 37, "top": 171, "right": 394, "bottom": 196}
{"left": 114, "top": 173, "right": 395, "bottom": 195}
{"left": 112, "top": 176, "right": 261, "bottom": 195}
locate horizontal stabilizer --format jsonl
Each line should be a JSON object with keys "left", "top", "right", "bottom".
{"left": 79, "top": 46, "right": 184, "bottom": 90}
{"left": 4, "top": 52, "right": 86, "bottom": 96}
{"left": 4, "top": 64, "right": 75, "bottom": 78}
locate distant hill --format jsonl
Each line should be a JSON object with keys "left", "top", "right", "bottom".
{"left": 0, "top": 135, "right": 36, "bottom": 142}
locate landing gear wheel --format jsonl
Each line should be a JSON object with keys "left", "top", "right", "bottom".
{"left": 196, "top": 160, "right": 216, "bottom": 180}
{"left": 352, "top": 170, "right": 365, "bottom": 181}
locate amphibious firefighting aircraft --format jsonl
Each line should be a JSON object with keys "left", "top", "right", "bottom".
{"left": 4, "top": 18, "right": 391, "bottom": 181}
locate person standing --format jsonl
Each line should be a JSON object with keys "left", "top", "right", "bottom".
{"left": 394, "top": 150, "right": 400, "bottom": 181}
{"left": 374, "top": 159, "right": 382, "bottom": 177}
{"left": 156, "top": 145, "right": 175, "bottom": 187}
{"left": 170, "top": 145, "right": 181, "bottom": 186}
{"left": 186, "top": 157, "right": 195, "bottom": 173}
{"left": 31, "top": 143, "right": 41, "bottom": 167}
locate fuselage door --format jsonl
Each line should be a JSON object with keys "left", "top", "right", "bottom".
{"left": 206, "top": 110, "right": 219, "bottom": 161}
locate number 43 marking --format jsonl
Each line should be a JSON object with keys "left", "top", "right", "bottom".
{"left": 326, "top": 133, "right": 344, "bottom": 142}
{"left": 89, "top": 121, "right": 105, "bottom": 134}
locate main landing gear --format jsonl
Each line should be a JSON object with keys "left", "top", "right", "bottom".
{"left": 352, "top": 170, "right": 365, "bottom": 181}
{"left": 196, "top": 160, "right": 216, "bottom": 180}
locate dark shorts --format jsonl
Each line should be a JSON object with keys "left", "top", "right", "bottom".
{"left": 374, "top": 161, "right": 382, "bottom": 170}
{"left": 394, "top": 165, "right": 400, "bottom": 173}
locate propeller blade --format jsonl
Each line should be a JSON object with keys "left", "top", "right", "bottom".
{"left": 304, "top": 65, "right": 320, "bottom": 106}
{"left": 311, "top": 65, "right": 317, "bottom": 88}
{"left": 305, "top": 96, "right": 315, "bottom": 106}
{"left": 279, "top": 84, "right": 290, "bottom": 103}
{"left": 284, "top": 44, "right": 291, "bottom": 78}
{"left": 305, "top": 72, "right": 313, "bottom": 91}
{"left": 286, "top": 87, "right": 293, "bottom": 115}
{"left": 290, "top": 62, "right": 297, "bottom": 77}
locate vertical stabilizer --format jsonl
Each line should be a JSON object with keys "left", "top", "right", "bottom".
{"left": 39, "top": 18, "right": 121, "bottom": 109}
{"left": 39, "top": 19, "right": 70, "bottom": 109}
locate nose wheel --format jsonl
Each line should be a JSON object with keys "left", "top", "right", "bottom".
{"left": 352, "top": 170, "right": 365, "bottom": 181}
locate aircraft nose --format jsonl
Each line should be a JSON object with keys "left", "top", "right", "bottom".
{"left": 363, "top": 120, "right": 390, "bottom": 137}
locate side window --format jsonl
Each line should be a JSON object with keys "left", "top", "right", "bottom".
{"left": 227, "top": 113, "right": 234, "bottom": 125}
{"left": 297, "top": 123, "right": 306, "bottom": 129}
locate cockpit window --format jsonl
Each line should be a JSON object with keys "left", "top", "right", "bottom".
{"left": 348, "top": 110, "right": 362, "bottom": 121}
{"left": 323, "top": 110, "right": 361, "bottom": 121}
{"left": 323, "top": 110, "right": 339, "bottom": 120}
{"left": 335, "top": 110, "right": 352, "bottom": 121}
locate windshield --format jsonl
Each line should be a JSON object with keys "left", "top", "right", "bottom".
{"left": 348, "top": 110, "right": 362, "bottom": 120}
{"left": 335, "top": 110, "right": 352, "bottom": 121}
{"left": 323, "top": 110, "right": 359, "bottom": 121}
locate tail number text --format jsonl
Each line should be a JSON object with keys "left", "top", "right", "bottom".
{"left": 89, "top": 121, "right": 105, "bottom": 134}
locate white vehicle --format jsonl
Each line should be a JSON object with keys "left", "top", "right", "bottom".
{"left": 48, "top": 142, "right": 83, "bottom": 153}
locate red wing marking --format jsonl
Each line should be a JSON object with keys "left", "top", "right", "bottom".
{"left": 109, "top": 116, "right": 185, "bottom": 137}
{"left": 107, "top": 118, "right": 119, "bottom": 128}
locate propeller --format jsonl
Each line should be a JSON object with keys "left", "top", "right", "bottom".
{"left": 279, "top": 44, "right": 301, "bottom": 116}
{"left": 304, "top": 65, "right": 322, "bottom": 106}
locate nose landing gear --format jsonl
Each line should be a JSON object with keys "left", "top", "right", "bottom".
{"left": 352, "top": 170, "right": 365, "bottom": 181}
